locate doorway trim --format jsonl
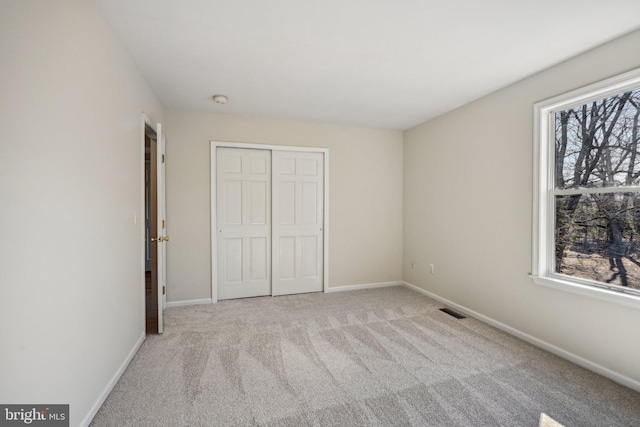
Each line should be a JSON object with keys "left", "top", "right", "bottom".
{"left": 210, "top": 141, "right": 330, "bottom": 303}
{"left": 141, "top": 114, "right": 156, "bottom": 331}
{"left": 141, "top": 113, "right": 166, "bottom": 333}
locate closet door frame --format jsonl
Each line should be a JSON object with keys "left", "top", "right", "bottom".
{"left": 210, "top": 141, "right": 329, "bottom": 303}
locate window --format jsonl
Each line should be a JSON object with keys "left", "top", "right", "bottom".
{"left": 533, "top": 68, "right": 640, "bottom": 307}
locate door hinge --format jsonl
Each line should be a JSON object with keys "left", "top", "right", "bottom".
{"left": 162, "top": 220, "right": 165, "bottom": 229}
{"left": 162, "top": 154, "right": 165, "bottom": 163}
{"left": 162, "top": 286, "right": 165, "bottom": 295}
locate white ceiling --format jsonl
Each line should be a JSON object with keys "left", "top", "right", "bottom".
{"left": 95, "top": 0, "right": 640, "bottom": 130}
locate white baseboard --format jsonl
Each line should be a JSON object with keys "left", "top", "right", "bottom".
{"left": 403, "top": 281, "right": 640, "bottom": 393}
{"left": 325, "top": 281, "right": 402, "bottom": 293}
{"left": 166, "top": 298, "right": 213, "bottom": 308}
{"left": 80, "top": 332, "right": 146, "bottom": 427}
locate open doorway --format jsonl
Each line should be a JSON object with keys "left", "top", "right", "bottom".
{"left": 145, "top": 125, "right": 158, "bottom": 334}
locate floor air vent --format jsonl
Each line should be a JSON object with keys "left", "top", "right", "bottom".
{"left": 439, "top": 308, "right": 466, "bottom": 319}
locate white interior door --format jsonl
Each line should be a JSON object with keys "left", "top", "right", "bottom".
{"left": 156, "top": 123, "right": 166, "bottom": 333}
{"left": 272, "top": 151, "right": 324, "bottom": 296}
{"left": 217, "top": 148, "right": 272, "bottom": 300}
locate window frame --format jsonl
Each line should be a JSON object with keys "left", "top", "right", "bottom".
{"left": 532, "top": 67, "right": 640, "bottom": 309}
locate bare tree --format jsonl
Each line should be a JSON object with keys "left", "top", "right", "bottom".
{"left": 554, "top": 89, "right": 640, "bottom": 287}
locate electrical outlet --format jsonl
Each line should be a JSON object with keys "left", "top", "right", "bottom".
{"left": 430, "top": 264, "right": 435, "bottom": 274}
{"left": 410, "top": 260, "right": 416, "bottom": 270}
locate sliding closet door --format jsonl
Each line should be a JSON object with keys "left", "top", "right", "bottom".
{"left": 216, "top": 148, "right": 271, "bottom": 300}
{"left": 272, "top": 151, "right": 324, "bottom": 296}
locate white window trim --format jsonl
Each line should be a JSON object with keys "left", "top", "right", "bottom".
{"left": 532, "top": 67, "right": 640, "bottom": 310}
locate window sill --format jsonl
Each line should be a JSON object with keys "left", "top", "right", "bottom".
{"left": 530, "top": 274, "right": 640, "bottom": 310}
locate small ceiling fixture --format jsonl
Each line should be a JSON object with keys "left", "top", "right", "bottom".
{"left": 212, "top": 94, "right": 228, "bottom": 104}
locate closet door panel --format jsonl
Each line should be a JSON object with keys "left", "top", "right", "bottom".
{"left": 272, "top": 151, "right": 324, "bottom": 296}
{"left": 217, "top": 148, "right": 271, "bottom": 300}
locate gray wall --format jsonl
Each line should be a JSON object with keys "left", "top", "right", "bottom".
{"left": 0, "top": 1, "right": 164, "bottom": 425}
{"left": 164, "top": 111, "right": 404, "bottom": 302}
{"left": 404, "top": 29, "right": 640, "bottom": 387}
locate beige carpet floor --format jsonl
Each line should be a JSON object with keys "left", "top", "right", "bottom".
{"left": 91, "top": 286, "right": 640, "bottom": 426}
